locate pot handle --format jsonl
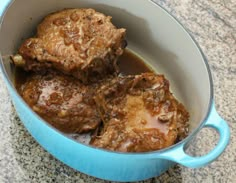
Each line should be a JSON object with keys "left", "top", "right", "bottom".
{"left": 158, "top": 104, "right": 230, "bottom": 168}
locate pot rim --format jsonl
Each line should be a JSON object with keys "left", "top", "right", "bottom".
{"left": 0, "top": 0, "right": 214, "bottom": 156}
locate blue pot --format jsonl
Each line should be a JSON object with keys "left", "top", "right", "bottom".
{"left": 0, "top": 0, "right": 230, "bottom": 182}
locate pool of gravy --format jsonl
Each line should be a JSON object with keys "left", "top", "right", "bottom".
{"left": 118, "top": 49, "right": 152, "bottom": 75}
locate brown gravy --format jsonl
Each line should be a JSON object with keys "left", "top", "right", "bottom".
{"left": 15, "top": 49, "right": 153, "bottom": 87}
{"left": 13, "top": 50, "right": 189, "bottom": 150}
{"left": 118, "top": 49, "right": 152, "bottom": 75}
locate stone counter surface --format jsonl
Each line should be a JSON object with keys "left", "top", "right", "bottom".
{"left": 0, "top": 0, "right": 235, "bottom": 182}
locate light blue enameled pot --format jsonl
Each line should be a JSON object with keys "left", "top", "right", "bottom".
{"left": 0, "top": 0, "right": 230, "bottom": 182}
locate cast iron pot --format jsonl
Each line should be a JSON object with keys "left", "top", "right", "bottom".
{"left": 0, "top": 0, "right": 230, "bottom": 182}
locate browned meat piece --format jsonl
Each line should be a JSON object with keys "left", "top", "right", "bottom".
{"left": 12, "top": 8, "right": 126, "bottom": 83}
{"left": 18, "top": 71, "right": 101, "bottom": 133}
{"left": 90, "top": 73, "right": 189, "bottom": 152}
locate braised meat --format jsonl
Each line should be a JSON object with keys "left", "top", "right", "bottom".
{"left": 90, "top": 73, "right": 189, "bottom": 152}
{"left": 12, "top": 8, "right": 190, "bottom": 152}
{"left": 18, "top": 71, "right": 101, "bottom": 133}
{"left": 12, "top": 8, "right": 126, "bottom": 83}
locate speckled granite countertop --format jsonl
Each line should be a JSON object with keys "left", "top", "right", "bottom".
{"left": 0, "top": 0, "right": 235, "bottom": 182}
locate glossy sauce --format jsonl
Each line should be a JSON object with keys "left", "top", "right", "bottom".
{"left": 15, "top": 49, "right": 153, "bottom": 87}
{"left": 118, "top": 49, "right": 152, "bottom": 75}
{"left": 13, "top": 50, "right": 189, "bottom": 148}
